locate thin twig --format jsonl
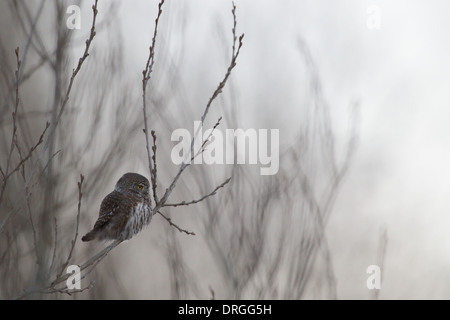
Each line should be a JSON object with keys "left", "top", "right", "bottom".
{"left": 200, "top": 6, "right": 244, "bottom": 124}
{"left": 25, "top": 149, "right": 60, "bottom": 199}
{"left": 142, "top": 0, "right": 165, "bottom": 206}
{"left": 372, "top": 228, "right": 388, "bottom": 300}
{"left": 187, "top": 8, "right": 243, "bottom": 173}
{"left": 56, "top": 174, "right": 84, "bottom": 280}
{"left": 164, "top": 177, "right": 231, "bottom": 208}
{"left": 154, "top": 162, "right": 189, "bottom": 212}
{"left": 25, "top": 0, "right": 99, "bottom": 188}
{"left": 43, "top": 281, "right": 95, "bottom": 296}
{"left": 153, "top": 3, "right": 243, "bottom": 229}
{"left": 2, "top": 0, "right": 45, "bottom": 114}
{"left": 0, "top": 120, "right": 49, "bottom": 209}
{"left": 209, "top": 286, "right": 215, "bottom": 300}
{"left": 4, "top": 122, "right": 49, "bottom": 183}
{"left": 48, "top": 217, "right": 58, "bottom": 278}
{"left": 0, "top": 210, "right": 17, "bottom": 236}
{"left": 190, "top": 117, "right": 222, "bottom": 163}
{"left": 157, "top": 211, "right": 195, "bottom": 236}
{"left": 0, "top": 48, "right": 21, "bottom": 206}
{"left": 0, "top": 48, "right": 49, "bottom": 205}
{"left": 15, "top": 238, "right": 122, "bottom": 299}
{"left": 150, "top": 130, "right": 159, "bottom": 203}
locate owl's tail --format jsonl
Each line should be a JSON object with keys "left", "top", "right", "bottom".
{"left": 81, "top": 230, "right": 96, "bottom": 242}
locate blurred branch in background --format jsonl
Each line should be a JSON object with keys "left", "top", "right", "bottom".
{"left": 372, "top": 227, "right": 388, "bottom": 300}
{"left": 141, "top": 1, "right": 241, "bottom": 235}
{"left": 0, "top": 0, "right": 136, "bottom": 299}
{"left": 0, "top": 0, "right": 243, "bottom": 299}
{"left": 156, "top": 47, "right": 359, "bottom": 301}
{"left": 185, "top": 37, "right": 360, "bottom": 299}
{"left": 0, "top": 0, "right": 360, "bottom": 300}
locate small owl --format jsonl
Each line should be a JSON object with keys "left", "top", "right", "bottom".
{"left": 82, "top": 172, "right": 153, "bottom": 242}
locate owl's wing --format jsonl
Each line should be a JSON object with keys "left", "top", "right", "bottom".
{"left": 92, "top": 190, "right": 123, "bottom": 230}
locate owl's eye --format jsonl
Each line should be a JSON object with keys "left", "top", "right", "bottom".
{"left": 137, "top": 185, "right": 143, "bottom": 190}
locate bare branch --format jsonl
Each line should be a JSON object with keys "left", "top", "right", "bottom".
{"left": 0, "top": 47, "right": 49, "bottom": 207}
{"left": 150, "top": 130, "right": 159, "bottom": 204}
{"left": 209, "top": 286, "right": 215, "bottom": 300}
{"left": 0, "top": 210, "right": 17, "bottom": 236}
{"left": 155, "top": 4, "right": 243, "bottom": 215}
{"left": 0, "top": 47, "right": 22, "bottom": 205}
{"left": 5, "top": 121, "right": 49, "bottom": 182}
{"left": 200, "top": 5, "right": 244, "bottom": 124}
{"left": 56, "top": 174, "right": 84, "bottom": 280}
{"left": 190, "top": 117, "right": 222, "bottom": 163}
{"left": 41, "top": 281, "right": 95, "bottom": 296}
{"left": 154, "top": 162, "right": 189, "bottom": 212}
{"left": 142, "top": 0, "right": 165, "bottom": 205}
{"left": 164, "top": 177, "right": 231, "bottom": 208}
{"left": 372, "top": 227, "right": 388, "bottom": 300}
{"left": 48, "top": 217, "right": 58, "bottom": 279}
{"left": 25, "top": 0, "right": 99, "bottom": 188}
{"left": 157, "top": 211, "right": 196, "bottom": 236}
{"left": 15, "top": 239, "right": 122, "bottom": 299}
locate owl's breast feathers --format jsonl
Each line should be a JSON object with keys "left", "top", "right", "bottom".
{"left": 81, "top": 190, "right": 152, "bottom": 242}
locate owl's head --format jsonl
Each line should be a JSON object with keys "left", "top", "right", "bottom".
{"left": 115, "top": 172, "right": 150, "bottom": 198}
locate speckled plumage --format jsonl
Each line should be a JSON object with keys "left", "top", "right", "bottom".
{"left": 82, "top": 173, "right": 152, "bottom": 242}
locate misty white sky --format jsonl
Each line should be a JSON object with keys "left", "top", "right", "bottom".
{"left": 72, "top": 0, "right": 450, "bottom": 298}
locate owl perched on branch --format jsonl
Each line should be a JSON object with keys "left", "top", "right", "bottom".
{"left": 82, "top": 172, "right": 153, "bottom": 242}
